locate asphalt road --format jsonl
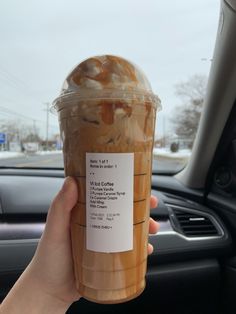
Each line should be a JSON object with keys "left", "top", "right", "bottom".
{"left": 0, "top": 153, "right": 64, "bottom": 168}
{"left": 152, "top": 158, "right": 186, "bottom": 174}
{"left": 0, "top": 153, "right": 186, "bottom": 173}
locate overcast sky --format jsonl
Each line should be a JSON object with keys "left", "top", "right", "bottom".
{"left": 0, "top": 0, "right": 220, "bottom": 139}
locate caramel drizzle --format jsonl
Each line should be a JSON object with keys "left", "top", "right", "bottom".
{"left": 100, "top": 101, "right": 132, "bottom": 125}
{"left": 70, "top": 55, "right": 139, "bottom": 88}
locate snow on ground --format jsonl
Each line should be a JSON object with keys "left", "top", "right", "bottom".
{"left": 0, "top": 150, "right": 62, "bottom": 159}
{"left": 36, "top": 150, "right": 62, "bottom": 155}
{"left": 153, "top": 148, "right": 192, "bottom": 159}
{"left": 0, "top": 149, "right": 190, "bottom": 160}
{"left": 0, "top": 151, "right": 24, "bottom": 159}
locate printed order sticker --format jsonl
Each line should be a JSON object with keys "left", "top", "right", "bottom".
{"left": 86, "top": 153, "right": 134, "bottom": 253}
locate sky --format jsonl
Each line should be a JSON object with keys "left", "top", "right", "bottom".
{"left": 0, "top": 0, "right": 220, "bottom": 140}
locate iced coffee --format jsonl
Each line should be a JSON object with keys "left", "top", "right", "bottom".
{"left": 53, "top": 55, "right": 161, "bottom": 304}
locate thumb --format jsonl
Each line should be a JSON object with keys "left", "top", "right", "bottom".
{"left": 42, "top": 176, "right": 78, "bottom": 244}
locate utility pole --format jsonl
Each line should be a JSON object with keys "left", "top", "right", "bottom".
{"left": 44, "top": 102, "right": 50, "bottom": 151}
{"left": 33, "top": 119, "right": 36, "bottom": 132}
{"left": 33, "top": 119, "right": 37, "bottom": 136}
{"left": 163, "top": 115, "right": 166, "bottom": 148}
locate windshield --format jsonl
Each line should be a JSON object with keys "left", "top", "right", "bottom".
{"left": 0, "top": 0, "right": 220, "bottom": 173}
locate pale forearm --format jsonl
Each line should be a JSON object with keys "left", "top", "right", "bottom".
{"left": 0, "top": 270, "right": 70, "bottom": 314}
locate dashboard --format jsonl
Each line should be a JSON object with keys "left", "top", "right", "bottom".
{"left": 0, "top": 169, "right": 233, "bottom": 313}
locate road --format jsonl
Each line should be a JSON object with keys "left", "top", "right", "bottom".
{"left": 0, "top": 153, "right": 186, "bottom": 173}
{"left": 152, "top": 158, "right": 186, "bottom": 173}
{"left": 0, "top": 153, "right": 64, "bottom": 168}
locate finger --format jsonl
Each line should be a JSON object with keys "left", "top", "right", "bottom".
{"left": 148, "top": 243, "right": 154, "bottom": 255}
{"left": 43, "top": 177, "right": 78, "bottom": 242}
{"left": 150, "top": 195, "right": 158, "bottom": 209}
{"left": 149, "top": 217, "right": 160, "bottom": 234}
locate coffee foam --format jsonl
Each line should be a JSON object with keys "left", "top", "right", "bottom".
{"left": 61, "top": 55, "right": 152, "bottom": 94}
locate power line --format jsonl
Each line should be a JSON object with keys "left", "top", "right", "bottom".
{"left": 0, "top": 93, "right": 24, "bottom": 104}
{"left": 0, "top": 66, "right": 60, "bottom": 135}
{"left": 0, "top": 75, "right": 42, "bottom": 105}
{"left": 0, "top": 105, "right": 38, "bottom": 121}
{"left": 0, "top": 64, "right": 44, "bottom": 104}
{"left": 44, "top": 102, "right": 50, "bottom": 148}
{"left": 0, "top": 65, "right": 32, "bottom": 89}
{"left": 0, "top": 96, "right": 59, "bottom": 129}
{"left": 0, "top": 105, "right": 58, "bottom": 129}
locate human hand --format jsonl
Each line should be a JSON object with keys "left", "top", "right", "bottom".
{"left": 0, "top": 177, "right": 159, "bottom": 314}
{"left": 148, "top": 195, "right": 160, "bottom": 254}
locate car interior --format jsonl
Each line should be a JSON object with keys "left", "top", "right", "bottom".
{"left": 0, "top": 0, "right": 236, "bottom": 313}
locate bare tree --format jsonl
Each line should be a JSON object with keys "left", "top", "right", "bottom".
{"left": 0, "top": 119, "right": 22, "bottom": 142}
{"left": 0, "top": 119, "right": 42, "bottom": 148}
{"left": 172, "top": 74, "right": 207, "bottom": 147}
{"left": 24, "top": 132, "right": 41, "bottom": 142}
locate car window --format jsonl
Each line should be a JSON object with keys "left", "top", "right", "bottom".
{"left": 0, "top": 0, "right": 220, "bottom": 173}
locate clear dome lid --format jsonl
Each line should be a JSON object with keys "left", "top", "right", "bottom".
{"left": 52, "top": 55, "right": 161, "bottom": 111}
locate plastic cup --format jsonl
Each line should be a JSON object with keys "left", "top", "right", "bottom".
{"left": 53, "top": 55, "right": 161, "bottom": 304}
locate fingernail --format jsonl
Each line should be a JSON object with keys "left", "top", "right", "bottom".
{"left": 61, "top": 177, "right": 71, "bottom": 192}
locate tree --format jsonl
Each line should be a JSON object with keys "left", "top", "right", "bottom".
{"left": 170, "top": 142, "right": 179, "bottom": 153}
{"left": 0, "top": 119, "right": 21, "bottom": 143}
{"left": 172, "top": 74, "right": 207, "bottom": 147}
{"left": 24, "top": 132, "right": 41, "bottom": 142}
{"left": 0, "top": 119, "right": 42, "bottom": 146}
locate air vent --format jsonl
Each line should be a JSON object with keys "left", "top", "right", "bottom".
{"left": 174, "top": 210, "right": 219, "bottom": 237}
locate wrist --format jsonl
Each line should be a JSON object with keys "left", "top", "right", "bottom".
{"left": 0, "top": 272, "right": 72, "bottom": 314}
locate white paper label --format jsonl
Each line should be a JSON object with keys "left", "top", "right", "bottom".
{"left": 86, "top": 153, "right": 134, "bottom": 253}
